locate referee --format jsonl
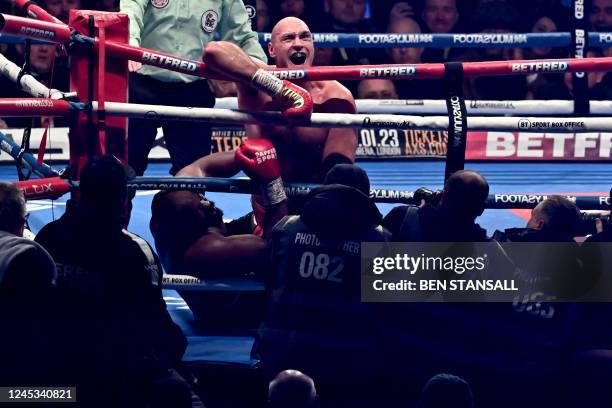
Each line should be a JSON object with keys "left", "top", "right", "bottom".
{"left": 120, "top": 0, "right": 266, "bottom": 175}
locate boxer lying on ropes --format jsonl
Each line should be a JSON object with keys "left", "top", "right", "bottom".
{"left": 150, "top": 139, "right": 287, "bottom": 278}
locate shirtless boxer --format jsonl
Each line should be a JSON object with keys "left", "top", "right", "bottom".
{"left": 181, "top": 17, "right": 358, "bottom": 185}
{"left": 151, "top": 139, "right": 287, "bottom": 277}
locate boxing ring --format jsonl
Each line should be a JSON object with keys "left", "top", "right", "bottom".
{"left": 1, "top": 2, "right": 612, "bottom": 400}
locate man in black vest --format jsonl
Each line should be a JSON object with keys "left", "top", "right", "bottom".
{"left": 254, "top": 164, "right": 390, "bottom": 406}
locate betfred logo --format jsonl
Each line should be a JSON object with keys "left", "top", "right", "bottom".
{"left": 272, "top": 70, "right": 306, "bottom": 80}
{"left": 575, "top": 0, "right": 584, "bottom": 18}
{"left": 511, "top": 61, "right": 568, "bottom": 73}
{"left": 141, "top": 52, "right": 197, "bottom": 72}
{"left": 466, "top": 132, "right": 612, "bottom": 160}
{"left": 19, "top": 26, "right": 55, "bottom": 40}
{"left": 359, "top": 66, "right": 416, "bottom": 78}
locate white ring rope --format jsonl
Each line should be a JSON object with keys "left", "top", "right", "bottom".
{"left": 2, "top": 49, "right": 609, "bottom": 118}
{"left": 215, "top": 97, "right": 612, "bottom": 116}
{"left": 93, "top": 101, "right": 612, "bottom": 133}
{"left": 0, "top": 52, "right": 64, "bottom": 99}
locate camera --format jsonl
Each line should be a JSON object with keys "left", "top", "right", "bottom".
{"left": 413, "top": 187, "right": 443, "bottom": 206}
{"left": 576, "top": 212, "right": 611, "bottom": 236}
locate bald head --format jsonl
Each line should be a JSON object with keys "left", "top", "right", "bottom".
{"left": 388, "top": 16, "right": 421, "bottom": 34}
{"left": 269, "top": 17, "right": 314, "bottom": 68}
{"left": 153, "top": 190, "right": 200, "bottom": 213}
{"left": 387, "top": 18, "right": 423, "bottom": 64}
{"left": 268, "top": 370, "right": 318, "bottom": 408}
{"left": 442, "top": 170, "right": 489, "bottom": 221}
{"left": 271, "top": 17, "right": 310, "bottom": 41}
{"left": 150, "top": 190, "right": 224, "bottom": 248}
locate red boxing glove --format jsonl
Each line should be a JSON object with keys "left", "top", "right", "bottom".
{"left": 276, "top": 80, "right": 313, "bottom": 123}
{"left": 235, "top": 139, "right": 280, "bottom": 182}
{"left": 235, "top": 139, "right": 286, "bottom": 206}
{"left": 251, "top": 69, "right": 313, "bottom": 123}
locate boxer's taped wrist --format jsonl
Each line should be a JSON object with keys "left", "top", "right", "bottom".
{"left": 252, "top": 69, "right": 283, "bottom": 96}
{"left": 261, "top": 177, "right": 287, "bottom": 206}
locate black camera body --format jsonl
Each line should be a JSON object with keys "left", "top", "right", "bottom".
{"left": 413, "top": 187, "right": 443, "bottom": 206}
{"left": 577, "top": 212, "right": 611, "bottom": 236}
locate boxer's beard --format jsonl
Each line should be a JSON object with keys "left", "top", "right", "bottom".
{"left": 203, "top": 200, "right": 224, "bottom": 230}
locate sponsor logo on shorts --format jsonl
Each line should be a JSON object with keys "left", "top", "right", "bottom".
{"left": 518, "top": 119, "right": 585, "bottom": 130}
{"left": 19, "top": 26, "right": 55, "bottom": 40}
{"left": 141, "top": 52, "right": 197, "bottom": 72}
{"left": 511, "top": 61, "right": 569, "bottom": 73}
{"left": 272, "top": 70, "right": 306, "bottom": 80}
{"left": 150, "top": 0, "right": 168, "bottom": 8}
{"left": 201, "top": 10, "right": 219, "bottom": 33}
{"left": 360, "top": 66, "right": 416, "bottom": 78}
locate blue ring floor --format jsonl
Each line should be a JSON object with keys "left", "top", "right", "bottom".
{"left": 3, "top": 160, "right": 611, "bottom": 364}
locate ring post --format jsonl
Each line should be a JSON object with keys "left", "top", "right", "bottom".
{"left": 68, "top": 10, "right": 128, "bottom": 183}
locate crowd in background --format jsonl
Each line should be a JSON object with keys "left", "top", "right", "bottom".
{"left": 1, "top": 1, "right": 612, "bottom": 407}
{"left": 2, "top": 0, "right": 612, "bottom": 129}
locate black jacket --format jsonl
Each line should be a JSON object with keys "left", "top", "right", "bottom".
{"left": 384, "top": 204, "right": 489, "bottom": 242}
{"left": 255, "top": 185, "right": 390, "bottom": 384}
{"left": 35, "top": 206, "right": 186, "bottom": 373}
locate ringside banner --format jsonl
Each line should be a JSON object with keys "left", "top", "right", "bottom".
{"left": 466, "top": 131, "right": 612, "bottom": 160}
{"left": 1, "top": 128, "right": 611, "bottom": 162}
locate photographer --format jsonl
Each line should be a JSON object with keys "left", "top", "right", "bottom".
{"left": 493, "top": 195, "right": 581, "bottom": 243}
{"left": 493, "top": 196, "right": 587, "bottom": 300}
{"left": 584, "top": 188, "right": 612, "bottom": 243}
{"left": 255, "top": 164, "right": 389, "bottom": 405}
{"left": 383, "top": 170, "right": 490, "bottom": 242}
